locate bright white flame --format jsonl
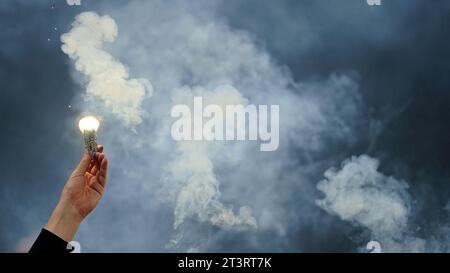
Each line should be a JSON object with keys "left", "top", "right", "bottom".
{"left": 79, "top": 116, "right": 100, "bottom": 132}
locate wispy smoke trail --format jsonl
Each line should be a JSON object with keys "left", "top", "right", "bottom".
{"left": 61, "top": 12, "right": 152, "bottom": 126}
{"left": 316, "top": 155, "right": 426, "bottom": 252}
{"left": 169, "top": 85, "right": 257, "bottom": 230}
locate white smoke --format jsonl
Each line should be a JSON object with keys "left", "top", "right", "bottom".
{"left": 62, "top": 2, "right": 365, "bottom": 252}
{"left": 61, "top": 12, "right": 152, "bottom": 126}
{"left": 316, "top": 155, "right": 426, "bottom": 252}
{"left": 6, "top": 0, "right": 449, "bottom": 253}
{"left": 169, "top": 85, "right": 257, "bottom": 230}
{"left": 62, "top": 11, "right": 257, "bottom": 237}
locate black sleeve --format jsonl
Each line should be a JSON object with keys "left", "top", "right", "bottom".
{"left": 29, "top": 228, "right": 74, "bottom": 253}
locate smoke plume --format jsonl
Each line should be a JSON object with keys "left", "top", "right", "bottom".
{"left": 61, "top": 12, "right": 152, "bottom": 126}
{"left": 316, "top": 155, "right": 427, "bottom": 252}
{"left": 169, "top": 85, "right": 257, "bottom": 230}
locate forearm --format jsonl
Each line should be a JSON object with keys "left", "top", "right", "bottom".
{"left": 30, "top": 146, "right": 107, "bottom": 253}
{"left": 45, "top": 201, "right": 83, "bottom": 242}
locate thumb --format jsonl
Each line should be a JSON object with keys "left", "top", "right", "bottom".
{"left": 73, "top": 150, "right": 91, "bottom": 175}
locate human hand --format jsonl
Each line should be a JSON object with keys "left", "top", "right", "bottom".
{"left": 45, "top": 145, "right": 108, "bottom": 242}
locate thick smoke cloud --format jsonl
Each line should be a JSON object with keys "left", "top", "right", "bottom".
{"left": 61, "top": 12, "right": 152, "bottom": 126}
{"left": 316, "top": 155, "right": 426, "bottom": 252}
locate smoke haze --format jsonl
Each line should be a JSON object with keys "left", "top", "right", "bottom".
{"left": 1, "top": 0, "right": 450, "bottom": 253}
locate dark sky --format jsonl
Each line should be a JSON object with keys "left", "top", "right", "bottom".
{"left": 1, "top": 0, "right": 449, "bottom": 252}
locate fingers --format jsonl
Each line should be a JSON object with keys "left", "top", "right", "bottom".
{"left": 88, "top": 176, "right": 104, "bottom": 195}
{"left": 87, "top": 152, "right": 108, "bottom": 194}
{"left": 90, "top": 164, "right": 98, "bottom": 176}
{"left": 97, "top": 154, "right": 108, "bottom": 187}
{"left": 73, "top": 150, "right": 91, "bottom": 175}
{"left": 88, "top": 145, "right": 104, "bottom": 174}
{"left": 85, "top": 171, "right": 94, "bottom": 181}
{"left": 85, "top": 172, "right": 104, "bottom": 195}
{"left": 74, "top": 146, "right": 108, "bottom": 193}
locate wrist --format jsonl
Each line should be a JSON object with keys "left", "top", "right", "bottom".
{"left": 45, "top": 201, "right": 83, "bottom": 242}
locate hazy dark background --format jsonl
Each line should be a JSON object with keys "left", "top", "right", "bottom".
{"left": 1, "top": 0, "right": 449, "bottom": 252}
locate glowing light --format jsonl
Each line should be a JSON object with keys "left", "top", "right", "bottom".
{"left": 78, "top": 116, "right": 100, "bottom": 132}
{"left": 78, "top": 116, "right": 100, "bottom": 158}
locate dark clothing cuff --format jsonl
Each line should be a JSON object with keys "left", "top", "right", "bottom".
{"left": 29, "top": 228, "right": 73, "bottom": 253}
